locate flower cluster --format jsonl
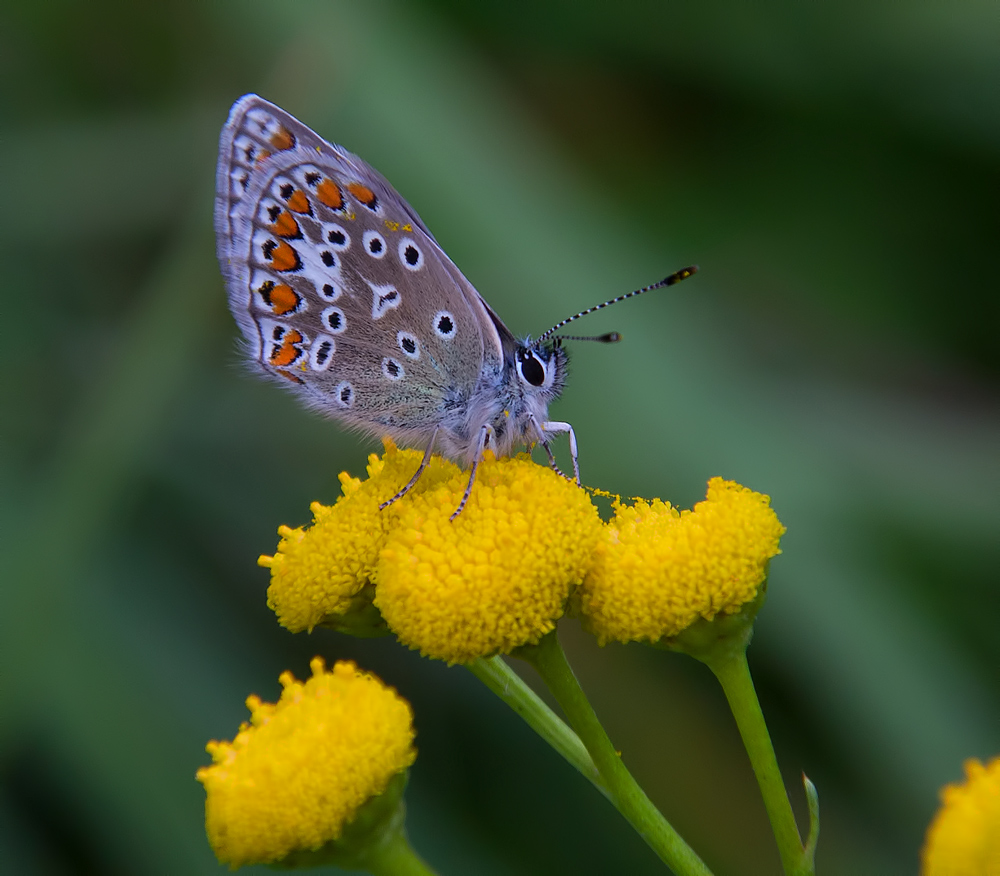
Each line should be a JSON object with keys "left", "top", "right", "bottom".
{"left": 260, "top": 445, "right": 460, "bottom": 634}
{"left": 922, "top": 756, "right": 1000, "bottom": 875}
{"left": 197, "top": 658, "right": 416, "bottom": 869}
{"left": 579, "top": 478, "right": 786, "bottom": 647}
{"left": 201, "top": 441, "right": 788, "bottom": 871}
{"left": 377, "top": 452, "right": 603, "bottom": 662}
{"left": 260, "top": 441, "right": 785, "bottom": 664}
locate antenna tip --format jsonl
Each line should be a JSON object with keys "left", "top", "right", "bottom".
{"left": 663, "top": 265, "right": 699, "bottom": 286}
{"left": 551, "top": 331, "right": 623, "bottom": 344}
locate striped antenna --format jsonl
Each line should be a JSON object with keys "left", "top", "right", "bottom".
{"left": 537, "top": 265, "right": 698, "bottom": 342}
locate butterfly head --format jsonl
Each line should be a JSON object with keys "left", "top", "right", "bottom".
{"left": 472, "top": 337, "right": 567, "bottom": 460}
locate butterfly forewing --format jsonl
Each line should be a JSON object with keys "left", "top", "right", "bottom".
{"left": 214, "top": 95, "right": 506, "bottom": 445}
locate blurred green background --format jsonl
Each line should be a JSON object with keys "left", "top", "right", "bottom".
{"left": 2, "top": 1, "right": 998, "bottom": 873}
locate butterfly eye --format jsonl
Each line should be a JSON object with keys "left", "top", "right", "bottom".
{"left": 516, "top": 349, "right": 547, "bottom": 387}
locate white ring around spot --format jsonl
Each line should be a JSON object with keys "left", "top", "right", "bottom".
{"left": 396, "top": 331, "right": 421, "bottom": 360}
{"left": 318, "top": 281, "right": 342, "bottom": 302}
{"left": 362, "top": 230, "right": 387, "bottom": 258}
{"left": 321, "top": 306, "right": 347, "bottom": 334}
{"left": 381, "top": 357, "right": 405, "bottom": 381}
{"left": 323, "top": 223, "right": 351, "bottom": 251}
{"left": 432, "top": 310, "right": 457, "bottom": 339}
{"left": 334, "top": 381, "right": 354, "bottom": 408}
{"left": 397, "top": 237, "right": 424, "bottom": 271}
{"left": 309, "top": 336, "right": 336, "bottom": 371}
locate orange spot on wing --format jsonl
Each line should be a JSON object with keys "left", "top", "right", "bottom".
{"left": 275, "top": 369, "right": 304, "bottom": 384}
{"left": 255, "top": 149, "right": 272, "bottom": 165}
{"left": 269, "top": 211, "right": 300, "bottom": 238}
{"left": 316, "top": 178, "right": 344, "bottom": 210}
{"left": 347, "top": 182, "right": 378, "bottom": 208}
{"left": 264, "top": 283, "right": 300, "bottom": 315}
{"left": 285, "top": 189, "right": 311, "bottom": 213}
{"left": 268, "top": 329, "right": 304, "bottom": 367}
{"left": 268, "top": 241, "right": 300, "bottom": 272}
{"left": 270, "top": 126, "right": 296, "bottom": 151}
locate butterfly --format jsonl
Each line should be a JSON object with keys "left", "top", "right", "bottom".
{"left": 215, "top": 94, "right": 695, "bottom": 516}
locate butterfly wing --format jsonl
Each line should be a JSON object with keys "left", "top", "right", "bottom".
{"left": 215, "top": 94, "right": 507, "bottom": 452}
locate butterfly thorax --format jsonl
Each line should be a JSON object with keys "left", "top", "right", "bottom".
{"left": 441, "top": 339, "right": 567, "bottom": 463}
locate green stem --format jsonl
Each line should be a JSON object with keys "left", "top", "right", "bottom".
{"left": 518, "top": 631, "right": 713, "bottom": 876}
{"left": 702, "top": 647, "right": 811, "bottom": 876}
{"left": 466, "top": 656, "right": 606, "bottom": 796}
{"left": 363, "top": 828, "right": 440, "bottom": 876}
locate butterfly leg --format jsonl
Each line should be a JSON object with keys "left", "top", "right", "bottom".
{"left": 379, "top": 427, "right": 439, "bottom": 511}
{"left": 451, "top": 424, "right": 494, "bottom": 521}
{"left": 532, "top": 434, "right": 570, "bottom": 481}
{"left": 532, "top": 418, "right": 581, "bottom": 485}
{"left": 543, "top": 421, "right": 580, "bottom": 484}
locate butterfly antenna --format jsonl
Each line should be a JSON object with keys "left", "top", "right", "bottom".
{"left": 537, "top": 265, "right": 698, "bottom": 342}
{"left": 551, "top": 332, "right": 622, "bottom": 346}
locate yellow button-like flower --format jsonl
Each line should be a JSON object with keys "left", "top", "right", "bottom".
{"left": 376, "top": 454, "right": 603, "bottom": 664}
{"left": 261, "top": 441, "right": 459, "bottom": 633}
{"left": 197, "top": 658, "right": 416, "bottom": 869}
{"left": 578, "top": 477, "right": 785, "bottom": 646}
{"left": 922, "top": 756, "right": 1000, "bottom": 875}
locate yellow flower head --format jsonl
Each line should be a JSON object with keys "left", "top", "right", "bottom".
{"left": 376, "top": 454, "right": 603, "bottom": 664}
{"left": 260, "top": 440, "right": 459, "bottom": 633}
{"left": 578, "top": 477, "right": 785, "bottom": 646}
{"left": 922, "top": 756, "right": 1000, "bottom": 876}
{"left": 197, "top": 658, "right": 416, "bottom": 869}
